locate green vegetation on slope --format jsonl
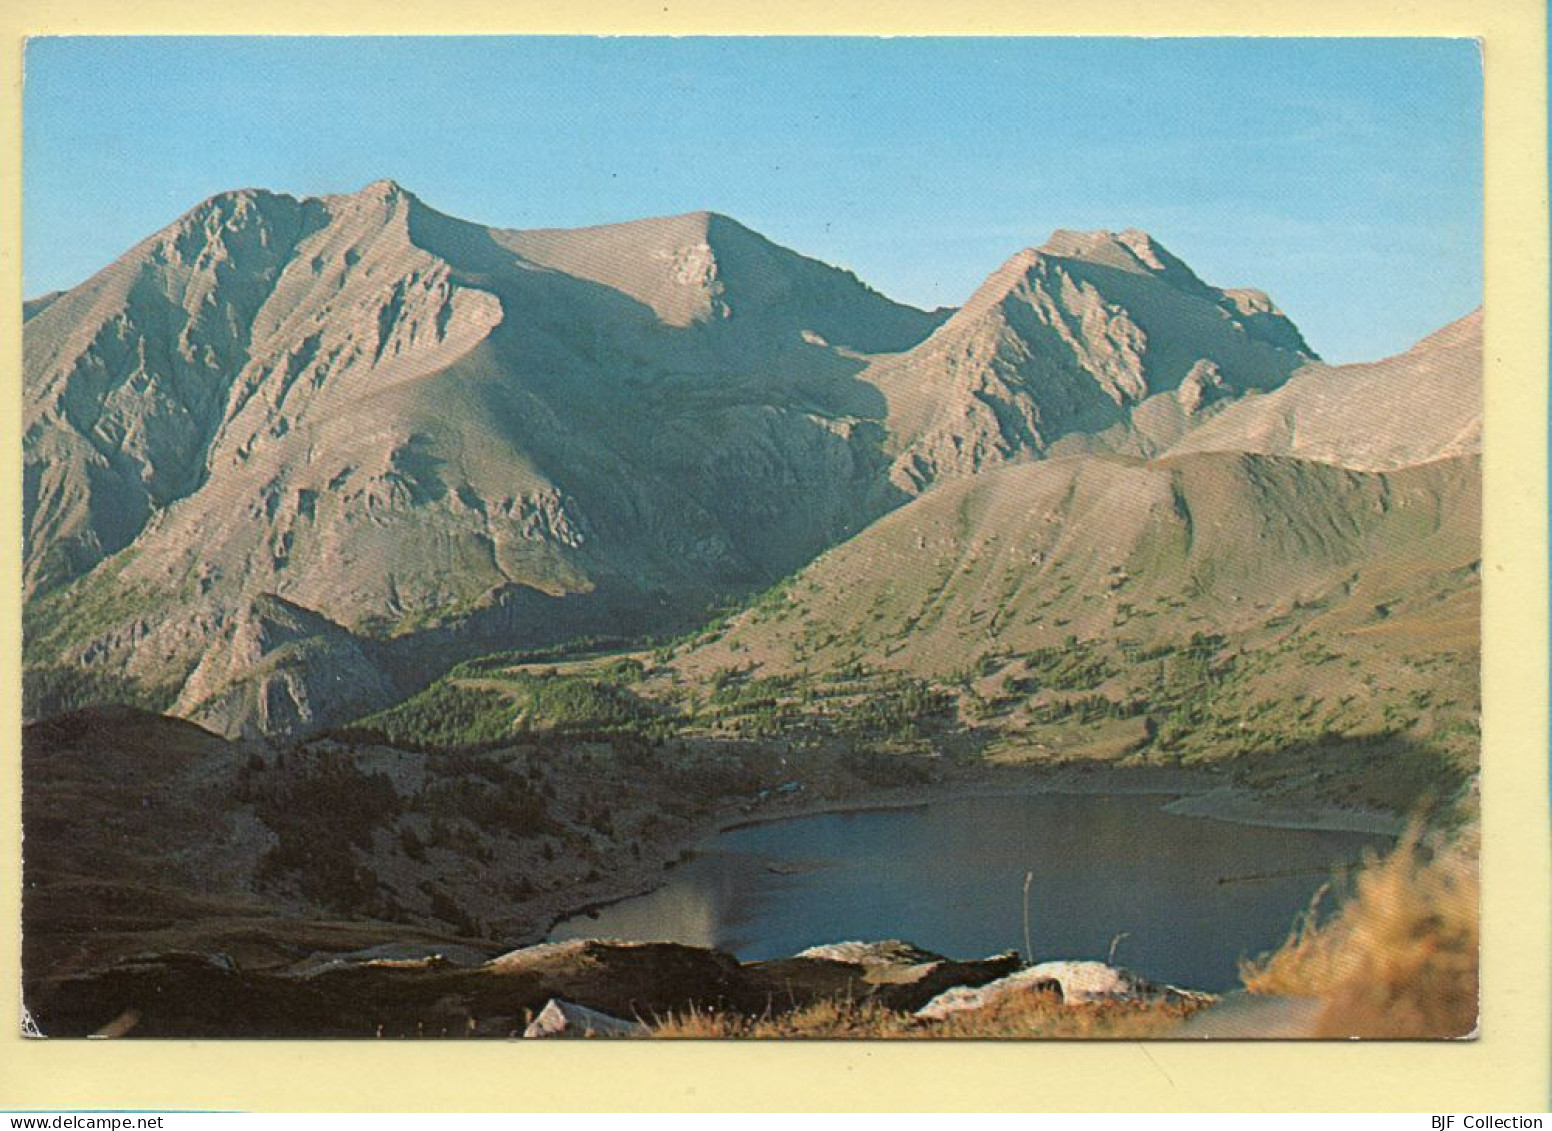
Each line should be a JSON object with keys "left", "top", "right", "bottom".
{"left": 634, "top": 450, "right": 1480, "bottom": 814}
{"left": 349, "top": 661, "right": 664, "bottom": 750}
{"left": 22, "top": 665, "right": 180, "bottom": 719}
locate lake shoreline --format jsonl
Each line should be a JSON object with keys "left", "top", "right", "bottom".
{"left": 709, "top": 763, "right": 1407, "bottom": 840}
{"left": 537, "top": 760, "right": 1405, "bottom": 947}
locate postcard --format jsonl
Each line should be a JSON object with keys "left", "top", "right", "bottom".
{"left": 6, "top": 16, "right": 1547, "bottom": 1114}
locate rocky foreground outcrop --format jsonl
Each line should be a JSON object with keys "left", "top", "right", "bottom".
{"left": 915, "top": 959, "right": 1209, "bottom": 1020}
{"left": 28, "top": 936, "right": 1169, "bottom": 1039}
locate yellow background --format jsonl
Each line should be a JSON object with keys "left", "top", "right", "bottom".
{"left": 0, "top": 0, "right": 1546, "bottom": 1112}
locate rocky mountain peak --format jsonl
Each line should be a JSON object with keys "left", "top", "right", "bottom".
{"left": 321, "top": 177, "right": 417, "bottom": 210}
{"left": 489, "top": 206, "right": 944, "bottom": 349}
{"left": 1167, "top": 308, "right": 1481, "bottom": 471}
{"left": 148, "top": 187, "right": 309, "bottom": 270}
{"left": 869, "top": 228, "right": 1320, "bottom": 492}
{"left": 1036, "top": 227, "right": 1214, "bottom": 297}
{"left": 358, "top": 177, "right": 412, "bottom": 200}
{"left": 316, "top": 178, "right": 420, "bottom": 237}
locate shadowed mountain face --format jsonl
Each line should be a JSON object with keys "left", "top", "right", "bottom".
{"left": 23, "top": 182, "right": 1467, "bottom": 737}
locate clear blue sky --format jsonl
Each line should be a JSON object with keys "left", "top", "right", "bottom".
{"left": 24, "top": 37, "right": 1481, "bottom": 362}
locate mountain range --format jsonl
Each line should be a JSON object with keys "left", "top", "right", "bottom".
{"left": 23, "top": 181, "right": 1481, "bottom": 739}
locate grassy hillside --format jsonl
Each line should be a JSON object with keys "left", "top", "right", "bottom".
{"left": 648, "top": 450, "right": 1479, "bottom": 811}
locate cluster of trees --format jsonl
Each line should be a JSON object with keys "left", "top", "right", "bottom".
{"left": 840, "top": 679, "right": 955, "bottom": 743}
{"left": 1004, "top": 638, "right": 1117, "bottom": 694}
{"left": 349, "top": 667, "right": 663, "bottom": 750}
{"left": 250, "top": 757, "right": 403, "bottom": 911}
{"left": 244, "top": 747, "right": 557, "bottom": 921}
{"left": 22, "top": 666, "right": 177, "bottom": 719}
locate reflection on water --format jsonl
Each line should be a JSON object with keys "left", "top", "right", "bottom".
{"left": 549, "top": 793, "right": 1389, "bottom": 991}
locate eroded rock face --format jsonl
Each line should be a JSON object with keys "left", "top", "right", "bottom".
{"left": 1177, "top": 359, "right": 1227, "bottom": 417}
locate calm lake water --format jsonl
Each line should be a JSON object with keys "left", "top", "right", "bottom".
{"left": 549, "top": 792, "right": 1390, "bottom": 991}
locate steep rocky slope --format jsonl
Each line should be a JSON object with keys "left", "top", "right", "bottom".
{"left": 24, "top": 183, "right": 952, "bottom": 733}
{"left": 869, "top": 228, "right": 1316, "bottom": 490}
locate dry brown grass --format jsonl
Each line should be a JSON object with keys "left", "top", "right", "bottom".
{"left": 647, "top": 987, "right": 1207, "bottom": 1040}
{"left": 650, "top": 998, "right": 919, "bottom": 1039}
{"left": 1240, "top": 822, "right": 1479, "bottom": 1039}
{"left": 925, "top": 989, "right": 1207, "bottom": 1039}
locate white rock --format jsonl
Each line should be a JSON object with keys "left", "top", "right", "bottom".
{"left": 916, "top": 960, "right": 1190, "bottom": 1020}
{"left": 795, "top": 939, "right": 942, "bottom": 968}
{"left": 522, "top": 998, "right": 646, "bottom": 1039}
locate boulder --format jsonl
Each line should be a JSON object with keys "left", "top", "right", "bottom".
{"left": 523, "top": 998, "right": 646, "bottom": 1039}
{"left": 285, "top": 941, "right": 492, "bottom": 979}
{"left": 480, "top": 938, "right": 750, "bottom": 1019}
{"left": 916, "top": 960, "right": 1206, "bottom": 1020}
{"left": 755, "top": 940, "right": 1023, "bottom": 1013}
{"left": 871, "top": 952, "right": 1024, "bottom": 1013}
{"left": 795, "top": 940, "right": 943, "bottom": 968}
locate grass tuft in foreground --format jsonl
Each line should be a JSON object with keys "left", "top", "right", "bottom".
{"left": 1240, "top": 822, "right": 1478, "bottom": 1039}
{"left": 648, "top": 988, "right": 1207, "bottom": 1040}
